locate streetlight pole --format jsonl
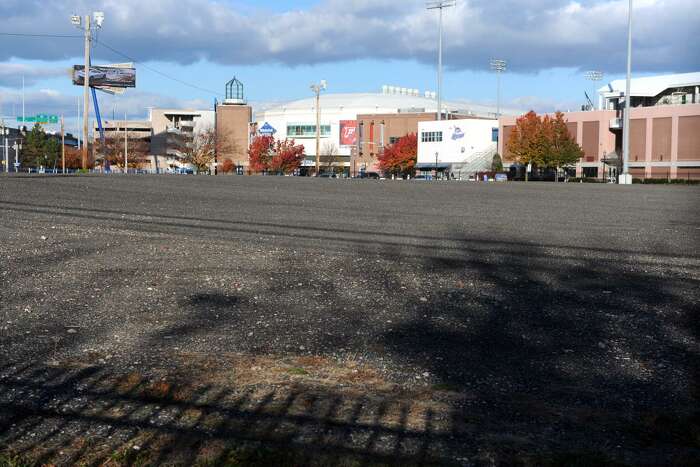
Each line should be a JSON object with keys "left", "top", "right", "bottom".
{"left": 310, "top": 80, "right": 327, "bottom": 176}
{"left": 427, "top": 1, "right": 455, "bottom": 121}
{"left": 620, "top": 0, "right": 633, "bottom": 184}
{"left": 490, "top": 59, "right": 506, "bottom": 118}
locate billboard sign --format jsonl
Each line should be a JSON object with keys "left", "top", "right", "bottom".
{"left": 72, "top": 65, "right": 136, "bottom": 88}
{"left": 339, "top": 120, "right": 357, "bottom": 146}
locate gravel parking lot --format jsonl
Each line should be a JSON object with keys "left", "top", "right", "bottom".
{"left": 0, "top": 175, "right": 698, "bottom": 466}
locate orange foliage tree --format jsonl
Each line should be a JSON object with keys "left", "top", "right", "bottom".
{"left": 377, "top": 133, "right": 417, "bottom": 177}
{"left": 220, "top": 158, "right": 235, "bottom": 174}
{"left": 248, "top": 136, "right": 305, "bottom": 174}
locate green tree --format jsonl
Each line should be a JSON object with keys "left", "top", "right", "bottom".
{"left": 44, "top": 137, "right": 61, "bottom": 169}
{"left": 23, "top": 123, "right": 47, "bottom": 168}
{"left": 548, "top": 112, "right": 584, "bottom": 181}
{"left": 491, "top": 153, "right": 504, "bottom": 172}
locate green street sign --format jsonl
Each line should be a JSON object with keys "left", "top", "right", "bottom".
{"left": 16, "top": 114, "right": 59, "bottom": 124}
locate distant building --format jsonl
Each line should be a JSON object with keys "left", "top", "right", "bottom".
{"left": 93, "top": 119, "right": 152, "bottom": 170}
{"left": 256, "top": 88, "right": 520, "bottom": 175}
{"left": 150, "top": 108, "right": 215, "bottom": 170}
{"left": 215, "top": 77, "right": 253, "bottom": 174}
{"left": 417, "top": 118, "right": 499, "bottom": 179}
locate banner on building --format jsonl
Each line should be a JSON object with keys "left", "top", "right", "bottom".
{"left": 339, "top": 120, "right": 357, "bottom": 147}
{"left": 72, "top": 65, "right": 136, "bottom": 88}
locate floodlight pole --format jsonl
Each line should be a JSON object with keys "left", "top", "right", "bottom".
{"left": 82, "top": 14, "right": 91, "bottom": 170}
{"left": 621, "top": 0, "right": 633, "bottom": 184}
{"left": 427, "top": 1, "right": 455, "bottom": 121}
{"left": 311, "top": 81, "right": 326, "bottom": 175}
{"left": 490, "top": 59, "right": 506, "bottom": 118}
{"left": 61, "top": 115, "right": 65, "bottom": 174}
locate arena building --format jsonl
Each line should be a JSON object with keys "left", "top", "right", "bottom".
{"left": 255, "top": 87, "right": 520, "bottom": 175}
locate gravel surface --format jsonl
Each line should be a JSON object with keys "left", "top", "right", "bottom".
{"left": 0, "top": 175, "right": 698, "bottom": 466}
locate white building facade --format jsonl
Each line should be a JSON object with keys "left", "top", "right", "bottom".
{"left": 256, "top": 91, "right": 516, "bottom": 170}
{"left": 417, "top": 119, "right": 499, "bottom": 178}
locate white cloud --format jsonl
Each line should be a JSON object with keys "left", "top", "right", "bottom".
{"left": 0, "top": 0, "right": 696, "bottom": 73}
{"left": 0, "top": 63, "right": 67, "bottom": 88}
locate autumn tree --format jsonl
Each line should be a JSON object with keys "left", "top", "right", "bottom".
{"left": 183, "top": 127, "right": 216, "bottom": 173}
{"left": 506, "top": 111, "right": 585, "bottom": 181}
{"left": 378, "top": 133, "right": 417, "bottom": 177}
{"left": 269, "top": 139, "right": 305, "bottom": 174}
{"left": 248, "top": 135, "right": 275, "bottom": 173}
{"left": 220, "top": 158, "right": 235, "bottom": 174}
{"left": 248, "top": 136, "right": 305, "bottom": 175}
{"left": 542, "top": 112, "right": 585, "bottom": 181}
{"left": 505, "top": 111, "right": 548, "bottom": 181}
{"left": 101, "top": 136, "right": 150, "bottom": 170}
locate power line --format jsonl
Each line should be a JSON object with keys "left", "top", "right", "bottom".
{"left": 0, "top": 32, "right": 82, "bottom": 38}
{"left": 94, "top": 39, "right": 223, "bottom": 97}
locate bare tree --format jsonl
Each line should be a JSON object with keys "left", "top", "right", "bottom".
{"left": 182, "top": 126, "right": 216, "bottom": 173}
{"left": 321, "top": 142, "right": 343, "bottom": 174}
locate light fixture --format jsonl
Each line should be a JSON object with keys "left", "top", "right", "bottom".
{"left": 93, "top": 11, "right": 105, "bottom": 28}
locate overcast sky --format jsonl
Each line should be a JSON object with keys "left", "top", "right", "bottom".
{"left": 0, "top": 0, "right": 697, "bottom": 132}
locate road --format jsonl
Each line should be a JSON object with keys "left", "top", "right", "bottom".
{"left": 1, "top": 175, "right": 698, "bottom": 466}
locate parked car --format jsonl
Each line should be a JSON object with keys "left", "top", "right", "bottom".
{"left": 318, "top": 172, "right": 337, "bottom": 178}
{"left": 413, "top": 175, "right": 429, "bottom": 180}
{"left": 355, "top": 172, "right": 380, "bottom": 179}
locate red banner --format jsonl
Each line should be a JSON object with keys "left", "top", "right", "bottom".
{"left": 339, "top": 120, "right": 357, "bottom": 146}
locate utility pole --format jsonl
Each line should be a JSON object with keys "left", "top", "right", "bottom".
{"left": 620, "top": 0, "right": 633, "bottom": 184}
{"left": 2, "top": 120, "right": 8, "bottom": 174}
{"left": 310, "top": 80, "right": 327, "bottom": 175}
{"left": 427, "top": 1, "right": 455, "bottom": 121}
{"left": 124, "top": 112, "right": 128, "bottom": 174}
{"left": 82, "top": 15, "right": 91, "bottom": 170}
{"left": 61, "top": 115, "right": 65, "bottom": 174}
{"left": 72, "top": 12, "right": 104, "bottom": 170}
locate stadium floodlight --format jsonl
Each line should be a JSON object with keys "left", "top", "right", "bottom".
{"left": 490, "top": 59, "right": 507, "bottom": 118}
{"left": 584, "top": 70, "right": 603, "bottom": 81}
{"left": 71, "top": 15, "right": 81, "bottom": 27}
{"left": 93, "top": 11, "right": 105, "bottom": 28}
{"left": 426, "top": 0, "right": 456, "bottom": 121}
{"left": 310, "top": 80, "right": 328, "bottom": 175}
{"left": 584, "top": 71, "right": 604, "bottom": 110}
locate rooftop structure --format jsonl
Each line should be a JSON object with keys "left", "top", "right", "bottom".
{"left": 598, "top": 72, "right": 700, "bottom": 110}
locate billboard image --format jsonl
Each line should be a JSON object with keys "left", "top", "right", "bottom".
{"left": 339, "top": 120, "right": 357, "bottom": 146}
{"left": 72, "top": 65, "right": 136, "bottom": 88}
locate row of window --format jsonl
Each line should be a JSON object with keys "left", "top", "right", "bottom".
{"left": 287, "top": 124, "right": 331, "bottom": 138}
{"left": 421, "top": 131, "right": 443, "bottom": 143}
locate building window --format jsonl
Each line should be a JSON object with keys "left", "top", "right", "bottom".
{"left": 492, "top": 128, "right": 499, "bottom": 142}
{"left": 389, "top": 136, "right": 401, "bottom": 145}
{"left": 421, "top": 131, "right": 443, "bottom": 143}
{"left": 286, "top": 124, "right": 331, "bottom": 138}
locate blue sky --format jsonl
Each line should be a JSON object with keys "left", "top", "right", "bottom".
{"left": 0, "top": 0, "right": 697, "bottom": 134}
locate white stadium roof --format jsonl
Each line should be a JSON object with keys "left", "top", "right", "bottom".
{"left": 599, "top": 72, "right": 700, "bottom": 97}
{"left": 259, "top": 92, "right": 522, "bottom": 118}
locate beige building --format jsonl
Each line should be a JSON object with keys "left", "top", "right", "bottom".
{"left": 215, "top": 103, "right": 252, "bottom": 173}
{"left": 150, "top": 108, "right": 215, "bottom": 171}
